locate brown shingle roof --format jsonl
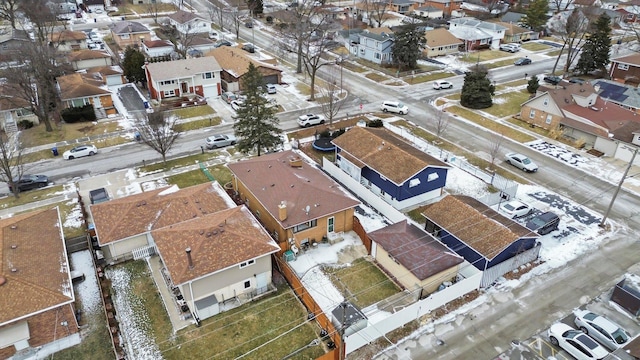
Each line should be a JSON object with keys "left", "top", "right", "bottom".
{"left": 57, "top": 73, "right": 110, "bottom": 101}
{"left": 368, "top": 220, "right": 463, "bottom": 281}
{"left": 86, "top": 65, "right": 123, "bottom": 76}
{"left": 49, "top": 30, "right": 87, "bottom": 42}
{"left": 167, "top": 9, "right": 203, "bottom": 24}
{"left": 92, "top": 183, "right": 235, "bottom": 246}
{"left": 0, "top": 83, "right": 31, "bottom": 111}
{"left": 421, "top": 195, "right": 533, "bottom": 259}
{"left": 153, "top": 206, "right": 280, "bottom": 285}
{"left": 206, "top": 46, "right": 280, "bottom": 79}
{"left": 424, "top": 28, "right": 463, "bottom": 48}
{"left": 144, "top": 39, "right": 173, "bottom": 48}
{"left": 611, "top": 53, "right": 640, "bottom": 67}
{"left": 0, "top": 208, "right": 73, "bottom": 326}
{"left": 227, "top": 151, "right": 360, "bottom": 229}
{"left": 67, "top": 49, "right": 111, "bottom": 61}
{"left": 331, "top": 127, "right": 450, "bottom": 185}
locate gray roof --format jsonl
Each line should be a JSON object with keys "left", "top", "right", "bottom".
{"left": 359, "top": 30, "right": 394, "bottom": 42}
{"left": 0, "top": 28, "right": 29, "bottom": 44}
{"left": 111, "top": 21, "right": 150, "bottom": 35}
{"left": 146, "top": 57, "right": 221, "bottom": 81}
{"left": 449, "top": 17, "right": 507, "bottom": 32}
{"left": 501, "top": 12, "right": 526, "bottom": 23}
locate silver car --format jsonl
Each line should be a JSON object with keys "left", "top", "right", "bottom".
{"left": 548, "top": 323, "right": 609, "bottom": 360}
{"left": 205, "top": 134, "right": 236, "bottom": 149}
{"left": 505, "top": 153, "right": 538, "bottom": 172}
{"left": 573, "top": 309, "right": 631, "bottom": 350}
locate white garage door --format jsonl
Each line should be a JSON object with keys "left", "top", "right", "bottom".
{"left": 195, "top": 294, "right": 220, "bottom": 321}
{"left": 203, "top": 85, "right": 218, "bottom": 98}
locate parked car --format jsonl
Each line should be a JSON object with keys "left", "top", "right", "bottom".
{"left": 244, "top": 21, "right": 253, "bottom": 28}
{"left": 89, "top": 188, "right": 110, "bottom": 204}
{"left": 548, "top": 323, "right": 608, "bottom": 360}
{"left": 381, "top": 101, "right": 409, "bottom": 115}
{"left": 499, "top": 43, "right": 520, "bottom": 53}
{"left": 214, "top": 39, "right": 232, "bottom": 48}
{"left": 242, "top": 43, "right": 256, "bottom": 53}
{"left": 230, "top": 100, "right": 242, "bottom": 111}
{"left": 63, "top": 145, "right": 98, "bottom": 160}
{"left": 297, "top": 114, "right": 325, "bottom": 127}
{"left": 543, "top": 75, "right": 563, "bottom": 85}
{"left": 205, "top": 134, "right": 237, "bottom": 149}
{"left": 433, "top": 80, "right": 453, "bottom": 90}
{"left": 573, "top": 309, "right": 631, "bottom": 351}
{"left": 221, "top": 92, "right": 238, "bottom": 104}
{"left": 499, "top": 200, "right": 532, "bottom": 219}
{"left": 514, "top": 58, "right": 532, "bottom": 66}
{"left": 569, "top": 77, "right": 586, "bottom": 84}
{"left": 8, "top": 174, "right": 49, "bottom": 192}
{"left": 505, "top": 153, "right": 538, "bottom": 172}
{"left": 266, "top": 84, "right": 277, "bottom": 94}
{"left": 526, "top": 211, "right": 560, "bottom": 235}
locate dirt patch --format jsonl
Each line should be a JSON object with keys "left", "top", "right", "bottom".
{"left": 502, "top": 260, "right": 544, "bottom": 281}
{"left": 336, "top": 244, "right": 368, "bottom": 264}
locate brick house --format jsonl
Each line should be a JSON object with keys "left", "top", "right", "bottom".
{"left": 206, "top": 46, "right": 282, "bottom": 92}
{"left": 422, "top": 0, "right": 463, "bottom": 16}
{"left": 56, "top": 72, "right": 116, "bottom": 118}
{"left": 610, "top": 53, "right": 640, "bottom": 85}
{"left": 423, "top": 28, "right": 463, "bottom": 57}
{"left": 145, "top": 57, "right": 222, "bottom": 100}
{"left": 109, "top": 21, "right": 152, "bottom": 49}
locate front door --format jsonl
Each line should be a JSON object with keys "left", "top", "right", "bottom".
{"left": 256, "top": 273, "right": 268, "bottom": 295}
{"left": 327, "top": 217, "right": 334, "bottom": 233}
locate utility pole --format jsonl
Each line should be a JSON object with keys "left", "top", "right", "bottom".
{"left": 600, "top": 145, "right": 639, "bottom": 227}
{"left": 339, "top": 301, "right": 347, "bottom": 360}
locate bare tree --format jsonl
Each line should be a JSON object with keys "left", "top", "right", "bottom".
{"left": 225, "top": 7, "right": 242, "bottom": 40}
{"left": 136, "top": 109, "right": 181, "bottom": 166}
{"left": 0, "top": 0, "right": 21, "bottom": 29}
{"left": 550, "top": 0, "right": 575, "bottom": 14}
{"left": 206, "top": 2, "right": 225, "bottom": 32}
{"left": 0, "top": 131, "right": 25, "bottom": 198}
{"left": 278, "top": 0, "right": 326, "bottom": 74}
{"left": 319, "top": 68, "right": 346, "bottom": 125}
{"left": 549, "top": 9, "right": 590, "bottom": 75}
{"left": 488, "top": 132, "right": 505, "bottom": 170}
{"left": 432, "top": 108, "right": 449, "bottom": 142}
{"left": 146, "top": 1, "right": 161, "bottom": 25}
{"left": 366, "top": 0, "right": 389, "bottom": 28}
{"left": 171, "top": 22, "right": 203, "bottom": 59}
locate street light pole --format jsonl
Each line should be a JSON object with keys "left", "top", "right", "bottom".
{"left": 600, "top": 145, "right": 639, "bottom": 228}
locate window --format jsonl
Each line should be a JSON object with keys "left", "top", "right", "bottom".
{"left": 529, "top": 109, "right": 535, "bottom": 119}
{"left": 427, "top": 173, "right": 439, "bottom": 182}
{"left": 121, "top": 34, "right": 130, "bottom": 39}
{"left": 543, "top": 98, "right": 548, "bottom": 106}
{"left": 239, "top": 259, "right": 255, "bottom": 268}
{"left": 293, "top": 219, "right": 317, "bottom": 233}
{"left": 425, "top": 221, "right": 441, "bottom": 237}
{"left": 409, "top": 178, "right": 421, "bottom": 187}
{"left": 375, "top": 53, "right": 381, "bottom": 60}
{"left": 202, "top": 72, "right": 214, "bottom": 79}
{"left": 160, "top": 80, "right": 176, "bottom": 85}
{"left": 163, "top": 90, "right": 175, "bottom": 97}
{"left": 480, "top": 39, "right": 488, "bottom": 45}
{"left": 244, "top": 280, "right": 251, "bottom": 289}
{"left": 327, "top": 217, "right": 334, "bottom": 233}
{"left": 15, "top": 108, "right": 32, "bottom": 117}
{"left": 255, "top": 210, "right": 260, "bottom": 218}
{"left": 618, "top": 63, "right": 629, "bottom": 71}
{"left": 545, "top": 114, "right": 552, "bottom": 124}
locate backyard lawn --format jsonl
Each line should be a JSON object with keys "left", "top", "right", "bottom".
{"left": 20, "top": 120, "right": 124, "bottom": 147}
{"left": 484, "top": 90, "right": 531, "bottom": 118}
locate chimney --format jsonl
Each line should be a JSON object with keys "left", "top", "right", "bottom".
{"left": 128, "top": 23, "right": 133, "bottom": 34}
{"left": 289, "top": 157, "right": 303, "bottom": 167}
{"left": 186, "top": 247, "right": 194, "bottom": 270}
{"left": 278, "top": 201, "right": 287, "bottom": 221}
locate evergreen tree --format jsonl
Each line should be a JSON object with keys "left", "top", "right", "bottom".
{"left": 247, "top": 0, "right": 263, "bottom": 16}
{"left": 233, "top": 63, "right": 283, "bottom": 156}
{"left": 522, "top": 0, "right": 549, "bottom": 32}
{"left": 391, "top": 24, "right": 426, "bottom": 71}
{"left": 122, "top": 46, "right": 146, "bottom": 85}
{"left": 575, "top": 14, "right": 611, "bottom": 75}
{"left": 460, "top": 65, "right": 495, "bottom": 109}
{"left": 527, "top": 74, "right": 540, "bottom": 94}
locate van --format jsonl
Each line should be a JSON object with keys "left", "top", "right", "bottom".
{"left": 526, "top": 211, "right": 560, "bottom": 235}
{"left": 381, "top": 101, "right": 408, "bottom": 115}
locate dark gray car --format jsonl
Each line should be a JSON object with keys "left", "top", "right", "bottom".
{"left": 526, "top": 211, "right": 559, "bottom": 235}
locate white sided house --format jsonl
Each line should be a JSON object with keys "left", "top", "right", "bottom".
{"left": 145, "top": 57, "right": 222, "bottom": 100}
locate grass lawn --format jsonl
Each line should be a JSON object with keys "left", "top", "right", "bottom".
{"left": 140, "top": 152, "right": 225, "bottom": 173}
{"left": 288, "top": 116, "right": 365, "bottom": 141}
{"left": 495, "top": 79, "right": 528, "bottom": 90}
{"left": 410, "top": 72, "right": 455, "bottom": 84}
{"left": 484, "top": 90, "right": 531, "bottom": 118}
{"left": 55, "top": 311, "right": 113, "bottom": 360}
{"left": 365, "top": 72, "right": 389, "bottom": 82}
{"left": 341, "top": 61, "right": 367, "bottom": 73}
{"left": 113, "top": 2, "right": 177, "bottom": 15}
{"left": 521, "top": 42, "right": 552, "bottom": 51}
{"left": 547, "top": 49, "right": 562, "bottom": 57}
{"left": 323, "top": 258, "right": 400, "bottom": 309}
{"left": 174, "top": 117, "right": 222, "bottom": 132}
{"left": 168, "top": 105, "right": 216, "bottom": 119}
{"left": 461, "top": 50, "right": 509, "bottom": 62}
{"left": 444, "top": 93, "right": 461, "bottom": 101}
{"left": 0, "top": 185, "right": 64, "bottom": 209}
{"left": 445, "top": 106, "right": 536, "bottom": 143}
{"left": 295, "top": 82, "right": 312, "bottom": 96}
{"left": 160, "top": 287, "right": 325, "bottom": 360}
{"left": 20, "top": 121, "right": 124, "bottom": 148}
{"left": 166, "top": 164, "right": 233, "bottom": 188}
{"left": 485, "top": 58, "right": 520, "bottom": 69}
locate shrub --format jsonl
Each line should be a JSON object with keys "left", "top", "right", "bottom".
{"left": 368, "top": 119, "right": 384, "bottom": 128}
{"left": 61, "top": 104, "right": 96, "bottom": 123}
{"left": 319, "top": 130, "right": 331, "bottom": 138}
{"left": 18, "top": 120, "right": 34, "bottom": 130}
{"left": 331, "top": 128, "right": 345, "bottom": 138}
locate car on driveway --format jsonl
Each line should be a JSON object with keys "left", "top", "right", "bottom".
{"left": 230, "top": 100, "right": 243, "bottom": 111}
{"left": 433, "top": 80, "right": 453, "bottom": 90}
{"left": 505, "top": 153, "right": 538, "bottom": 172}
{"left": 499, "top": 200, "right": 532, "bottom": 218}
{"left": 548, "top": 323, "right": 608, "bottom": 360}
{"left": 242, "top": 43, "right": 256, "bottom": 53}
{"left": 573, "top": 309, "right": 631, "bottom": 351}
{"left": 214, "top": 39, "right": 232, "bottom": 48}
{"left": 526, "top": 211, "right": 560, "bottom": 235}
{"left": 266, "top": 84, "right": 277, "bottom": 94}
{"left": 514, "top": 58, "right": 532, "bottom": 66}
{"left": 206, "top": 134, "right": 237, "bottom": 149}
{"left": 499, "top": 43, "right": 520, "bottom": 53}
{"left": 221, "top": 92, "right": 238, "bottom": 103}
{"left": 297, "top": 114, "right": 325, "bottom": 127}
{"left": 63, "top": 145, "right": 98, "bottom": 160}
{"left": 8, "top": 174, "right": 49, "bottom": 192}
{"left": 543, "top": 75, "right": 563, "bottom": 85}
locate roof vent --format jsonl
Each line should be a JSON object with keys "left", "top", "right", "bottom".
{"left": 193, "top": 213, "right": 197, "bottom": 218}
{"left": 290, "top": 184, "right": 294, "bottom": 188}
{"left": 212, "top": 230, "right": 218, "bottom": 235}
{"left": 271, "top": 184, "right": 275, "bottom": 187}
{"left": 142, "top": 201, "right": 147, "bottom": 205}
{"left": 10, "top": 225, "right": 16, "bottom": 230}
{"left": 206, "top": 232, "right": 212, "bottom": 237}
{"left": 219, "top": 228, "right": 225, "bottom": 233}
{"left": 591, "top": 106, "right": 599, "bottom": 111}
{"left": 219, "top": 223, "right": 224, "bottom": 227}
{"left": 0, "top": 276, "right": 5, "bottom": 286}
{"left": 200, "top": 230, "right": 205, "bottom": 235}
{"left": 195, "top": 199, "right": 199, "bottom": 203}
{"left": 10, "top": 268, "right": 17, "bottom": 273}
{"left": 184, "top": 200, "right": 189, "bottom": 204}
{"left": 10, "top": 244, "right": 17, "bottom": 249}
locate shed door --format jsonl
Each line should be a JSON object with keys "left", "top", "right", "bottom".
{"left": 256, "top": 273, "right": 268, "bottom": 295}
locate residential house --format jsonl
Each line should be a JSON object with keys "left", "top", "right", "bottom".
{"left": 0, "top": 208, "right": 80, "bottom": 359}
{"left": 423, "top": 28, "right": 462, "bottom": 57}
{"left": 500, "top": 11, "right": 526, "bottom": 24}
{"left": 206, "top": 46, "right": 282, "bottom": 92}
{"left": 331, "top": 126, "right": 451, "bottom": 210}
{"left": 56, "top": 72, "right": 116, "bottom": 118}
{"left": 388, "top": 0, "right": 416, "bottom": 14}
{"left": 0, "top": 83, "right": 38, "bottom": 131}
{"left": 91, "top": 182, "right": 280, "bottom": 321}
{"left": 145, "top": 56, "right": 222, "bottom": 100}
{"left": 423, "top": 0, "right": 462, "bottom": 15}
{"left": 592, "top": 79, "right": 640, "bottom": 112}
{"left": 421, "top": 195, "right": 540, "bottom": 287}
{"left": 142, "top": 39, "right": 175, "bottom": 58}
{"left": 491, "top": 20, "right": 537, "bottom": 42}
{"left": 166, "top": 9, "right": 212, "bottom": 35}
{"left": 67, "top": 49, "right": 112, "bottom": 70}
{"left": 184, "top": 37, "right": 217, "bottom": 57}
{"left": 0, "top": 28, "right": 30, "bottom": 60}
{"left": 86, "top": 65, "right": 126, "bottom": 86}
{"left": 48, "top": 30, "right": 88, "bottom": 52}
{"left": 110, "top": 21, "right": 152, "bottom": 49}
{"left": 227, "top": 150, "right": 361, "bottom": 254}
{"left": 350, "top": 28, "right": 394, "bottom": 64}
{"left": 413, "top": 6, "right": 444, "bottom": 18}
{"left": 617, "top": 7, "right": 639, "bottom": 23}
{"left": 610, "top": 53, "right": 640, "bottom": 85}
{"left": 448, "top": 17, "right": 506, "bottom": 50}
{"left": 368, "top": 220, "right": 464, "bottom": 295}
{"left": 83, "top": 0, "right": 104, "bottom": 12}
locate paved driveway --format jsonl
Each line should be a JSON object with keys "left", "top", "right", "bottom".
{"left": 117, "top": 84, "right": 147, "bottom": 115}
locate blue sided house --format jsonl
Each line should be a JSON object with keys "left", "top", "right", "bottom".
{"left": 331, "top": 126, "right": 450, "bottom": 210}
{"left": 421, "top": 195, "right": 540, "bottom": 287}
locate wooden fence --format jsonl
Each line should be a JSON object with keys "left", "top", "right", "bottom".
{"left": 352, "top": 216, "right": 371, "bottom": 255}
{"left": 274, "top": 255, "right": 342, "bottom": 360}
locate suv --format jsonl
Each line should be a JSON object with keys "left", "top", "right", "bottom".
{"left": 543, "top": 75, "right": 563, "bottom": 85}
{"left": 526, "top": 211, "right": 560, "bottom": 235}
{"left": 433, "top": 80, "right": 453, "bottom": 90}
{"left": 381, "top": 101, "right": 408, "bottom": 115}
{"left": 297, "top": 114, "right": 325, "bottom": 127}
{"left": 265, "top": 84, "right": 276, "bottom": 94}
{"left": 221, "top": 92, "right": 237, "bottom": 103}
{"left": 206, "top": 134, "right": 237, "bottom": 149}
{"left": 499, "top": 43, "right": 520, "bottom": 53}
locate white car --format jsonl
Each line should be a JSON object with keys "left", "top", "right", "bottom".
{"left": 505, "top": 153, "right": 538, "bottom": 172}
{"left": 433, "top": 80, "right": 453, "bottom": 90}
{"left": 63, "top": 145, "right": 98, "bottom": 160}
{"left": 381, "top": 101, "right": 408, "bottom": 115}
{"left": 499, "top": 200, "right": 532, "bottom": 218}
{"left": 297, "top": 114, "right": 325, "bottom": 127}
{"left": 573, "top": 309, "right": 631, "bottom": 351}
{"left": 548, "top": 323, "right": 609, "bottom": 360}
